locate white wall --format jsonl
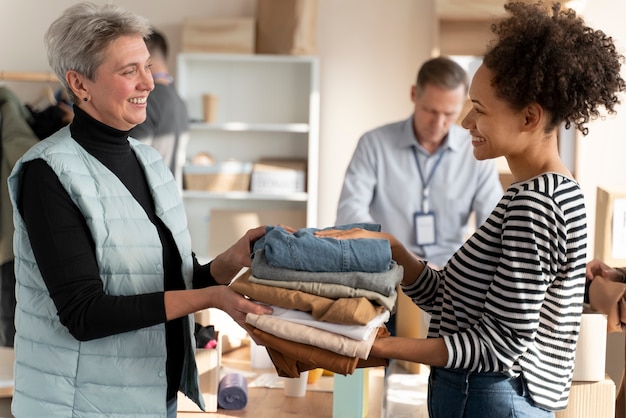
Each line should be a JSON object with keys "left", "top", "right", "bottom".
{"left": 316, "top": 0, "right": 434, "bottom": 226}
{"left": 576, "top": 2, "right": 626, "bottom": 254}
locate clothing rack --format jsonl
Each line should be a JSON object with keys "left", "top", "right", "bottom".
{"left": 0, "top": 71, "right": 58, "bottom": 83}
{"left": 0, "top": 72, "right": 62, "bottom": 107}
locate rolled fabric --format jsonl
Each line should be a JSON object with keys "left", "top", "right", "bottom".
{"left": 218, "top": 372, "right": 248, "bottom": 410}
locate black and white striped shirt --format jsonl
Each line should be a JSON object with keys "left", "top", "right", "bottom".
{"left": 403, "top": 173, "right": 587, "bottom": 411}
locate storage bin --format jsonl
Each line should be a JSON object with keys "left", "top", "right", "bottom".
{"left": 183, "top": 162, "right": 252, "bottom": 192}
{"left": 250, "top": 159, "right": 306, "bottom": 194}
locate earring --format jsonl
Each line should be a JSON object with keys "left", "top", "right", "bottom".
{"left": 83, "top": 97, "right": 88, "bottom": 102}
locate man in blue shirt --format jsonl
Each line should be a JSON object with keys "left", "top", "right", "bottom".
{"left": 336, "top": 57, "right": 503, "bottom": 333}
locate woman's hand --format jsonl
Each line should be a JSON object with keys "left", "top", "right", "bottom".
{"left": 164, "top": 284, "right": 272, "bottom": 326}
{"left": 211, "top": 286, "right": 273, "bottom": 330}
{"left": 586, "top": 258, "right": 624, "bottom": 282}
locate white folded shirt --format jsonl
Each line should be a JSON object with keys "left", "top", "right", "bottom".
{"left": 266, "top": 305, "right": 389, "bottom": 341}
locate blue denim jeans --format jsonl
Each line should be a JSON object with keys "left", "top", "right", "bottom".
{"left": 252, "top": 223, "right": 391, "bottom": 273}
{"left": 251, "top": 249, "right": 403, "bottom": 296}
{"left": 428, "top": 367, "right": 555, "bottom": 418}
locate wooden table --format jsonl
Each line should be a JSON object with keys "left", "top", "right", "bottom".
{"left": 178, "top": 345, "right": 384, "bottom": 418}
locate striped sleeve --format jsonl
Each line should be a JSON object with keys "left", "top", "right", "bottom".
{"left": 427, "top": 174, "right": 586, "bottom": 410}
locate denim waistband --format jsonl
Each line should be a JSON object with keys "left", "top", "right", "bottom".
{"left": 430, "top": 366, "right": 525, "bottom": 395}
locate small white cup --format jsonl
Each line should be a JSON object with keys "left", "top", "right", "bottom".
{"left": 283, "top": 371, "right": 309, "bottom": 397}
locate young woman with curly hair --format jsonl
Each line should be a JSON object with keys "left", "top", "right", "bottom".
{"left": 316, "top": 1, "right": 626, "bottom": 416}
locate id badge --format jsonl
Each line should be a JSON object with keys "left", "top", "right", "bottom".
{"left": 414, "top": 212, "right": 436, "bottom": 246}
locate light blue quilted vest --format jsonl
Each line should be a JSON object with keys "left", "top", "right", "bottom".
{"left": 8, "top": 127, "right": 204, "bottom": 417}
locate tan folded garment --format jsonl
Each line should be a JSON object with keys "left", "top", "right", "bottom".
{"left": 247, "top": 312, "right": 378, "bottom": 359}
{"left": 245, "top": 323, "right": 389, "bottom": 377}
{"left": 231, "top": 270, "right": 386, "bottom": 325}
{"left": 248, "top": 274, "right": 398, "bottom": 312}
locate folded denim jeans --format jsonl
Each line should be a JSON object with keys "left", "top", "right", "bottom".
{"left": 252, "top": 223, "right": 391, "bottom": 273}
{"left": 251, "top": 249, "right": 402, "bottom": 297}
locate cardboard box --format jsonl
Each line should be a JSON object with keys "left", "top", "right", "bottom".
{"left": 182, "top": 17, "right": 255, "bottom": 54}
{"left": 177, "top": 335, "right": 222, "bottom": 413}
{"left": 255, "top": 0, "right": 318, "bottom": 55}
{"left": 555, "top": 375, "right": 615, "bottom": 418}
{"left": 250, "top": 159, "right": 306, "bottom": 194}
{"left": 594, "top": 185, "right": 626, "bottom": 266}
{"left": 183, "top": 162, "right": 252, "bottom": 192}
{"left": 395, "top": 291, "right": 427, "bottom": 374}
{"left": 208, "top": 208, "right": 306, "bottom": 258}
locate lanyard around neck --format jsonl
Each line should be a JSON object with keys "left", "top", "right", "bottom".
{"left": 411, "top": 146, "right": 447, "bottom": 213}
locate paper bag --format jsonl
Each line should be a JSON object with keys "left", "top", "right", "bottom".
{"left": 256, "top": 0, "right": 318, "bottom": 55}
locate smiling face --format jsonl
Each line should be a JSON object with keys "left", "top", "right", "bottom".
{"left": 70, "top": 34, "right": 153, "bottom": 131}
{"left": 461, "top": 64, "right": 525, "bottom": 161}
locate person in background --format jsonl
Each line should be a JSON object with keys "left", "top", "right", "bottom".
{"left": 318, "top": 1, "right": 625, "bottom": 416}
{"left": 129, "top": 28, "right": 189, "bottom": 187}
{"left": 336, "top": 56, "right": 503, "bottom": 334}
{"left": 336, "top": 56, "right": 503, "bottom": 269}
{"left": 8, "top": 3, "right": 271, "bottom": 417}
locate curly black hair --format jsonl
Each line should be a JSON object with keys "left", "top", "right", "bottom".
{"left": 483, "top": 1, "right": 626, "bottom": 135}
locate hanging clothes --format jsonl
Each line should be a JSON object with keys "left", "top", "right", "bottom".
{"left": 0, "top": 86, "right": 42, "bottom": 347}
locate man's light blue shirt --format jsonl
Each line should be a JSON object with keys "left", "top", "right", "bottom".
{"left": 336, "top": 116, "right": 503, "bottom": 267}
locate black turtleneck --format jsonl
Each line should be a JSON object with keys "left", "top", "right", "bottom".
{"left": 17, "top": 106, "right": 215, "bottom": 401}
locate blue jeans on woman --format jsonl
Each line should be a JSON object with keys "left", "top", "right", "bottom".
{"left": 428, "top": 367, "right": 555, "bottom": 418}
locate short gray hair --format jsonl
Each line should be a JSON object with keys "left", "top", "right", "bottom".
{"left": 416, "top": 56, "right": 468, "bottom": 96}
{"left": 44, "top": 2, "right": 152, "bottom": 104}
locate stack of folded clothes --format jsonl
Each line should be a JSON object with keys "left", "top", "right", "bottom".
{"left": 230, "top": 223, "right": 403, "bottom": 378}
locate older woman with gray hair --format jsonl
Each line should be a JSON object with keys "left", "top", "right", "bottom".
{"left": 8, "top": 3, "right": 271, "bottom": 417}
